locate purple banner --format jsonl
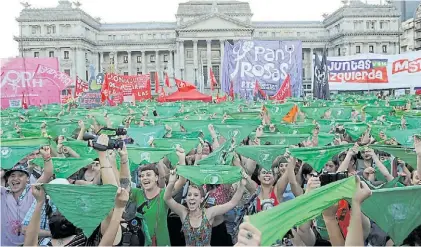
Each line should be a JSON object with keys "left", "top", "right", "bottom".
{"left": 222, "top": 40, "right": 302, "bottom": 99}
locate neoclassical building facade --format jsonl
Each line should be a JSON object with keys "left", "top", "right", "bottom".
{"left": 15, "top": 0, "right": 401, "bottom": 94}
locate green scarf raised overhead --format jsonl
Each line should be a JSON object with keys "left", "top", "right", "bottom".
{"left": 128, "top": 126, "right": 166, "bottom": 147}
{"left": 248, "top": 176, "right": 357, "bottom": 246}
{"left": 235, "top": 145, "right": 288, "bottom": 171}
{"left": 1, "top": 138, "right": 50, "bottom": 169}
{"left": 371, "top": 144, "right": 418, "bottom": 169}
{"left": 385, "top": 128, "right": 421, "bottom": 147}
{"left": 62, "top": 140, "right": 98, "bottom": 159}
{"left": 213, "top": 124, "right": 257, "bottom": 146}
{"left": 276, "top": 123, "right": 315, "bottom": 135}
{"left": 126, "top": 146, "right": 173, "bottom": 171}
{"left": 32, "top": 157, "right": 93, "bottom": 178}
{"left": 176, "top": 165, "right": 242, "bottom": 185}
{"left": 289, "top": 144, "right": 352, "bottom": 172}
{"left": 256, "top": 134, "right": 309, "bottom": 146}
{"left": 343, "top": 122, "right": 368, "bottom": 140}
{"left": 152, "top": 138, "right": 199, "bottom": 166}
{"left": 42, "top": 184, "right": 117, "bottom": 237}
{"left": 361, "top": 186, "right": 421, "bottom": 245}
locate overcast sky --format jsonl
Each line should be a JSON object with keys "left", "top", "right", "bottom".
{"left": 0, "top": 0, "right": 387, "bottom": 58}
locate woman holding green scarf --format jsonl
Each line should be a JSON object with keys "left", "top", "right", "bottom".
{"left": 164, "top": 170, "right": 246, "bottom": 247}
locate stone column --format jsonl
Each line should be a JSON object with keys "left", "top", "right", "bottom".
{"left": 175, "top": 42, "right": 180, "bottom": 78}
{"left": 193, "top": 40, "right": 198, "bottom": 85}
{"left": 310, "top": 48, "right": 314, "bottom": 89}
{"left": 127, "top": 51, "right": 132, "bottom": 75}
{"left": 219, "top": 39, "right": 225, "bottom": 87}
{"left": 347, "top": 43, "right": 352, "bottom": 56}
{"left": 206, "top": 39, "right": 212, "bottom": 88}
{"left": 114, "top": 51, "right": 118, "bottom": 72}
{"left": 179, "top": 40, "right": 185, "bottom": 79}
{"left": 72, "top": 47, "right": 77, "bottom": 81}
{"left": 141, "top": 51, "right": 146, "bottom": 75}
{"left": 155, "top": 50, "right": 160, "bottom": 85}
{"left": 169, "top": 50, "right": 174, "bottom": 78}
{"left": 100, "top": 52, "right": 104, "bottom": 72}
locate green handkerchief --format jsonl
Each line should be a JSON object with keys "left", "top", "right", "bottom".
{"left": 257, "top": 134, "right": 309, "bottom": 146}
{"left": 214, "top": 124, "right": 257, "bottom": 146}
{"left": 32, "top": 157, "right": 93, "bottom": 178}
{"left": 1, "top": 138, "right": 50, "bottom": 169}
{"left": 249, "top": 176, "right": 357, "bottom": 246}
{"left": 362, "top": 186, "right": 421, "bottom": 245}
{"left": 126, "top": 146, "right": 173, "bottom": 171}
{"left": 176, "top": 165, "right": 242, "bottom": 185}
{"left": 343, "top": 122, "right": 368, "bottom": 140}
{"left": 289, "top": 144, "right": 352, "bottom": 172}
{"left": 235, "top": 145, "right": 288, "bottom": 171}
{"left": 128, "top": 126, "right": 166, "bottom": 147}
{"left": 42, "top": 184, "right": 117, "bottom": 237}
{"left": 62, "top": 141, "right": 98, "bottom": 159}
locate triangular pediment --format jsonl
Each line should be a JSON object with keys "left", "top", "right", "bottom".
{"left": 178, "top": 13, "right": 252, "bottom": 30}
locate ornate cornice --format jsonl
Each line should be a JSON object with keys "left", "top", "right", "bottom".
{"left": 96, "top": 39, "right": 176, "bottom": 46}
{"left": 178, "top": 12, "right": 252, "bottom": 29}
{"left": 14, "top": 36, "right": 97, "bottom": 46}
{"left": 328, "top": 31, "right": 402, "bottom": 41}
{"left": 177, "top": 28, "right": 253, "bottom": 32}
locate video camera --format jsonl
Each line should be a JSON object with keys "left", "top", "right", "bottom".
{"left": 319, "top": 170, "right": 348, "bottom": 186}
{"left": 83, "top": 126, "right": 127, "bottom": 152}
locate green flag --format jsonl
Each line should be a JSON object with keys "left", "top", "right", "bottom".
{"left": 32, "top": 158, "right": 93, "bottom": 179}
{"left": 42, "top": 184, "right": 117, "bottom": 237}
{"left": 343, "top": 122, "right": 368, "bottom": 140}
{"left": 128, "top": 126, "right": 166, "bottom": 147}
{"left": 235, "top": 145, "right": 288, "bottom": 171}
{"left": 176, "top": 165, "right": 242, "bottom": 185}
{"left": 361, "top": 186, "right": 421, "bottom": 245}
{"left": 289, "top": 144, "right": 352, "bottom": 172}
{"left": 249, "top": 176, "right": 357, "bottom": 246}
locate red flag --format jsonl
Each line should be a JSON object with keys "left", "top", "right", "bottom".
{"left": 22, "top": 93, "right": 28, "bottom": 109}
{"left": 165, "top": 73, "right": 170, "bottom": 88}
{"left": 155, "top": 72, "right": 160, "bottom": 93}
{"left": 74, "top": 76, "right": 89, "bottom": 98}
{"left": 216, "top": 94, "right": 227, "bottom": 103}
{"left": 253, "top": 80, "right": 267, "bottom": 99}
{"left": 101, "top": 74, "right": 110, "bottom": 103}
{"left": 210, "top": 68, "right": 217, "bottom": 91}
{"left": 175, "top": 78, "right": 196, "bottom": 92}
{"left": 269, "top": 75, "right": 291, "bottom": 101}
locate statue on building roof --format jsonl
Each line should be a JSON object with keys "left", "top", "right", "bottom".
{"left": 20, "top": 2, "right": 31, "bottom": 8}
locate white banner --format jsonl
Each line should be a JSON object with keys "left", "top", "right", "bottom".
{"left": 325, "top": 51, "right": 421, "bottom": 91}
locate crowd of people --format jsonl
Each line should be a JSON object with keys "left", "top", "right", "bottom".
{"left": 1, "top": 94, "right": 421, "bottom": 247}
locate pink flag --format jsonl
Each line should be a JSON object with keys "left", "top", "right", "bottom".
{"left": 34, "top": 64, "right": 72, "bottom": 90}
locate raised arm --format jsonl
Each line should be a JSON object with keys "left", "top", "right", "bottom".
{"left": 37, "top": 146, "right": 53, "bottom": 183}
{"left": 118, "top": 144, "right": 131, "bottom": 192}
{"left": 164, "top": 170, "right": 188, "bottom": 220}
{"left": 415, "top": 135, "right": 421, "bottom": 181}
{"left": 286, "top": 156, "right": 303, "bottom": 197}
{"left": 337, "top": 143, "right": 359, "bottom": 173}
{"left": 98, "top": 188, "right": 128, "bottom": 247}
{"left": 23, "top": 185, "right": 45, "bottom": 247}
{"left": 368, "top": 149, "right": 394, "bottom": 182}
{"left": 322, "top": 204, "right": 345, "bottom": 246}
{"left": 207, "top": 179, "right": 246, "bottom": 220}
{"left": 345, "top": 178, "right": 372, "bottom": 246}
